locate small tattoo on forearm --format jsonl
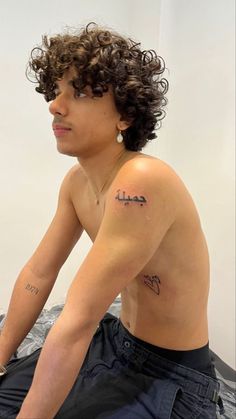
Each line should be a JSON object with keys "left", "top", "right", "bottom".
{"left": 115, "top": 190, "right": 147, "bottom": 206}
{"left": 25, "top": 283, "right": 39, "bottom": 295}
{"left": 143, "top": 275, "right": 161, "bottom": 295}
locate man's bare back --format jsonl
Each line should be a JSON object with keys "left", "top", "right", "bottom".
{"left": 70, "top": 153, "right": 209, "bottom": 351}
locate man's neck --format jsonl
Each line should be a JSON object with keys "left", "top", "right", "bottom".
{"left": 77, "top": 147, "right": 137, "bottom": 199}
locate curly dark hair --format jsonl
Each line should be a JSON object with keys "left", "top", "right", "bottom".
{"left": 27, "top": 22, "right": 169, "bottom": 151}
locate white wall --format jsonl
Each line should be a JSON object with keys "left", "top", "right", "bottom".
{"left": 153, "top": 0, "right": 235, "bottom": 368}
{"left": 0, "top": 0, "right": 235, "bottom": 368}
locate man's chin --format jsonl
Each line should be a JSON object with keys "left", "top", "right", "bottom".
{"left": 56, "top": 145, "right": 80, "bottom": 158}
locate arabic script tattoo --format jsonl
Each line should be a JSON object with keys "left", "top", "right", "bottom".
{"left": 115, "top": 189, "right": 147, "bottom": 206}
{"left": 143, "top": 275, "right": 161, "bottom": 295}
{"left": 25, "top": 283, "right": 39, "bottom": 295}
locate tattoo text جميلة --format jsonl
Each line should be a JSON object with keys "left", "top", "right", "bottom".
{"left": 115, "top": 189, "right": 147, "bottom": 206}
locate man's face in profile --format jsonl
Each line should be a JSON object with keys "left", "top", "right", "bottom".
{"left": 49, "top": 67, "right": 122, "bottom": 158}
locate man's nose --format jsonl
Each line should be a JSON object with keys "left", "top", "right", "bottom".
{"left": 49, "top": 95, "right": 67, "bottom": 116}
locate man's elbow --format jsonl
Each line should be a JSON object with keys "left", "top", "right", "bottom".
{"left": 52, "top": 310, "right": 98, "bottom": 346}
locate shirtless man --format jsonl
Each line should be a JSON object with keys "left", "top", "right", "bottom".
{"left": 0, "top": 22, "right": 221, "bottom": 418}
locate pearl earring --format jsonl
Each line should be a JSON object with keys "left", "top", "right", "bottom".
{"left": 117, "top": 131, "right": 123, "bottom": 144}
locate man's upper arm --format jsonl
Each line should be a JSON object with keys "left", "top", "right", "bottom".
{"left": 26, "top": 166, "right": 83, "bottom": 281}
{"left": 92, "top": 159, "right": 176, "bottom": 278}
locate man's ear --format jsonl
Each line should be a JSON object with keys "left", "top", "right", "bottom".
{"left": 117, "top": 116, "right": 133, "bottom": 131}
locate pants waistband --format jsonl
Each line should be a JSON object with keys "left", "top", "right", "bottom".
{"left": 108, "top": 313, "right": 220, "bottom": 405}
{"left": 119, "top": 319, "right": 212, "bottom": 372}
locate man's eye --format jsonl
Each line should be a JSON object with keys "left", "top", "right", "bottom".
{"left": 74, "top": 91, "right": 87, "bottom": 98}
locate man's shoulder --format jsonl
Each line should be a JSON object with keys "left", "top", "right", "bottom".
{"left": 61, "top": 164, "right": 87, "bottom": 191}
{"left": 65, "top": 163, "right": 85, "bottom": 181}
{"left": 112, "top": 154, "right": 193, "bottom": 220}
{"left": 117, "top": 154, "right": 182, "bottom": 192}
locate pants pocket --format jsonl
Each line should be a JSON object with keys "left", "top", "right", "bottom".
{"left": 156, "top": 380, "right": 182, "bottom": 419}
{"left": 171, "top": 386, "right": 207, "bottom": 419}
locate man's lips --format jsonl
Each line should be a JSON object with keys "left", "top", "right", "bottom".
{"left": 53, "top": 124, "right": 71, "bottom": 130}
{"left": 52, "top": 124, "right": 71, "bottom": 137}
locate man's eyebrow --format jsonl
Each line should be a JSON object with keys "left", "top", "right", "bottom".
{"left": 53, "top": 79, "right": 88, "bottom": 93}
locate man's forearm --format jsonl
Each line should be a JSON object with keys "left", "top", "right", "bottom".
{"left": 17, "top": 316, "right": 96, "bottom": 419}
{"left": 0, "top": 264, "right": 56, "bottom": 365}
